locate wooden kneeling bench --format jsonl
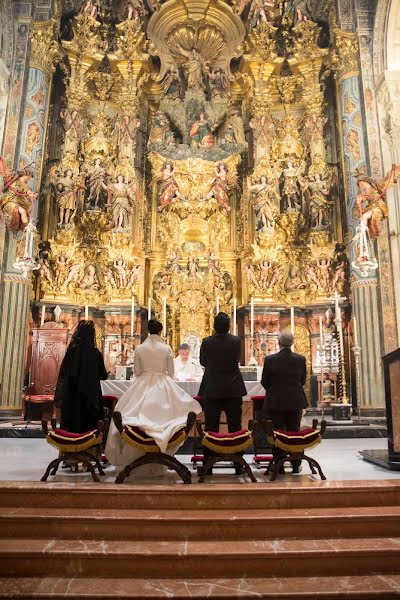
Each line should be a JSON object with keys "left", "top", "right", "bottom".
{"left": 196, "top": 421, "right": 257, "bottom": 483}
{"left": 263, "top": 418, "right": 327, "bottom": 481}
{"left": 41, "top": 418, "right": 108, "bottom": 482}
{"left": 113, "top": 411, "right": 196, "bottom": 484}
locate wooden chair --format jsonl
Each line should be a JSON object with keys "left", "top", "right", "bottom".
{"left": 196, "top": 421, "right": 257, "bottom": 483}
{"left": 23, "top": 384, "right": 54, "bottom": 422}
{"left": 113, "top": 411, "right": 196, "bottom": 484}
{"left": 41, "top": 418, "right": 107, "bottom": 482}
{"left": 263, "top": 419, "right": 327, "bottom": 481}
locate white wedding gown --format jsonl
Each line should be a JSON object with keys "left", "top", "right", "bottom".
{"left": 105, "top": 334, "right": 202, "bottom": 477}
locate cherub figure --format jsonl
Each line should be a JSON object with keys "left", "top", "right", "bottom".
{"left": 113, "top": 255, "right": 128, "bottom": 288}
{"left": 55, "top": 255, "right": 69, "bottom": 288}
{"left": 0, "top": 167, "right": 35, "bottom": 232}
{"left": 127, "top": 263, "right": 143, "bottom": 288}
{"left": 64, "top": 263, "right": 81, "bottom": 289}
{"left": 317, "top": 258, "right": 331, "bottom": 292}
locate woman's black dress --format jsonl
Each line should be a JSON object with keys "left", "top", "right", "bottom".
{"left": 55, "top": 346, "right": 108, "bottom": 433}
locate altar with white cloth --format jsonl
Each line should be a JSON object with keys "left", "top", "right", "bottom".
{"left": 101, "top": 380, "right": 265, "bottom": 430}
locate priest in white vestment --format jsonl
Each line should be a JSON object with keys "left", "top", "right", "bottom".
{"left": 173, "top": 343, "right": 203, "bottom": 382}
{"left": 105, "top": 320, "right": 202, "bottom": 476}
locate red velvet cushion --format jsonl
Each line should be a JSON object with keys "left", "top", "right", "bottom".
{"left": 254, "top": 455, "right": 273, "bottom": 462}
{"left": 123, "top": 425, "right": 186, "bottom": 453}
{"left": 250, "top": 395, "right": 265, "bottom": 401}
{"left": 191, "top": 455, "right": 204, "bottom": 462}
{"left": 206, "top": 429, "right": 248, "bottom": 439}
{"left": 54, "top": 429, "right": 93, "bottom": 438}
{"left": 203, "top": 429, "right": 253, "bottom": 454}
{"left": 28, "top": 395, "right": 53, "bottom": 402}
{"left": 274, "top": 427, "right": 316, "bottom": 437}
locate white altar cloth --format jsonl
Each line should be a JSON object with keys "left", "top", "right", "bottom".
{"left": 101, "top": 380, "right": 264, "bottom": 400}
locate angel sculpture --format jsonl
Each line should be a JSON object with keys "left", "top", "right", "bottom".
{"left": 0, "top": 165, "right": 35, "bottom": 232}
{"left": 59, "top": 109, "right": 87, "bottom": 156}
{"left": 205, "top": 164, "right": 232, "bottom": 212}
{"left": 304, "top": 164, "right": 333, "bottom": 229}
{"left": 281, "top": 158, "right": 305, "bottom": 212}
{"left": 316, "top": 258, "right": 331, "bottom": 293}
{"left": 354, "top": 166, "right": 397, "bottom": 239}
{"left": 160, "top": 67, "right": 182, "bottom": 100}
{"left": 55, "top": 168, "right": 85, "bottom": 227}
{"left": 113, "top": 255, "right": 128, "bottom": 289}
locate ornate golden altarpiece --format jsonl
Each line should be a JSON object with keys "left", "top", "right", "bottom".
{"left": 34, "top": 0, "right": 350, "bottom": 401}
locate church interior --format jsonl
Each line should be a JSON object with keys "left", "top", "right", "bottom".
{"left": 0, "top": 0, "right": 400, "bottom": 597}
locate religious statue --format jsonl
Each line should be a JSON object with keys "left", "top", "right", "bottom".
{"left": 104, "top": 267, "right": 117, "bottom": 289}
{"left": 304, "top": 261, "right": 320, "bottom": 290}
{"left": 80, "top": 0, "right": 100, "bottom": 19}
{"left": 286, "top": 0, "right": 313, "bottom": 23}
{"left": 249, "top": 114, "right": 274, "bottom": 162}
{"left": 248, "top": 174, "right": 280, "bottom": 233}
{"left": 322, "top": 378, "right": 335, "bottom": 402}
{"left": 165, "top": 248, "right": 181, "bottom": 275}
{"left": 209, "top": 67, "right": 230, "bottom": 99}
{"left": 354, "top": 166, "right": 397, "bottom": 239}
{"left": 181, "top": 47, "right": 209, "bottom": 91}
{"left": 55, "top": 254, "right": 69, "bottom": 288}
{"left": 248, "top": 0, "right": 274, "bottom": 27}
{"left": 304, "top": 112, "right": 327, "bottom": 159}
{"left": 113, "top": 114, "right": 140, "bottom": 163}
{"left": 221, "top": 110, "right": 246, "bottom": 146}
{"left": 55, "top": 169, "right": 85, "bottom": 227}
{"left": 189, "top": 112, "right": 215, "bottom": 148}
{"left": 186, "top": 253, "right": 200, "bottom": 278}
{"left": 147, "top": 111, "right": 175, "bottom": 147}
{"left": 64, "top": 263, "right": 81, "bottom": 289}
{"left": 205, "top": 163, "right": 232, "bottom": 212}
{"left": 107, "top": 174, "right": 134, "bottom": 230}
{"left": 207, "top": 251, "right": 223, "bottom": 286}
{"left": 80, "top": 264, "right": 100, "bottom": 290}
{"left": 60, "top": 109, "right": 87, "bottom": 157}
{"left": 39, "top": 258, "right": 54, "bottom": 288}
{"left": 285, "top": 265, "right": 306, "bottom": 291}
{"left": 113, "top": 255, "right": 128, "bottom": 288}
{"left": 281, "top": 158, "right": 304, "bottom": 212}
{"left": 85, "top": 158, "right": 108, "bottom": 210}
{"left": 316, "top": 258, "right": 331, "bottom": 293}
{"left": 160, "top": 67, "right": 182, "bottom": 100}
{"left": 0, "top": 167, "right": 35, "bottom": 232}
{"left": 127, "top": 263, "right": 143, "bottom": 288}
{"left": 119, "top": 0, "right": 145, "bottom": 23}
{"left": 158, "top": 162, "right": 183, "bottom": 210}
{"left": 259, "top": 259, "right": 272, "bottom": 288}
{"left": 305, "top": 161, "right": 333, "bottom": 229}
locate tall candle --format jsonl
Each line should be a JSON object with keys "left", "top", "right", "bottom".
{"left": 40, "top": 305, "right": 45, "bottom": 327}
{"left": 353, "top": 315, "right": 358, "bottom": 346}
{"left": 250, "top": 297, "right": 254, "bottom": 338}
{"left": 163, "top": 297, "right": 167, "bottom": 335}
{"left": 233, "top": 298, "right": 237, "bottom": 335}
{"left": 216, "top": 296, "right": 220, "bottom": 314}
{"left": 148, "top": 297, "right": 152, "bottom": 320}
{"left": 84, "top": 305, "right": 89, "bottom": 320}
{"left": 319, "top": 315, "right": 323, "bottom": 343}
{"left": 130, "top": 296, "right": 135, "bottom": 337}
{"left": 290, "top": 307, "right": 295, "bottom": 335}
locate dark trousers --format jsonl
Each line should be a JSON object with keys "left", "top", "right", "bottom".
{"left": 263, "top": 408, "right": 303, "bottom": 468}
{"left": 203, "top": 396, "right": 243, "bottom": 460}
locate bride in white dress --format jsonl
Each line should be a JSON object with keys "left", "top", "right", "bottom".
{"left": 105, "top": 319, "right": 202, "bottom": 476}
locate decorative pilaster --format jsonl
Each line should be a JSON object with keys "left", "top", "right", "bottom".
{"left": 0, "top": 21, "right": 59, "bottom": 412}
{"left": 331, "top": 27, "right": 384, "bottom": 407}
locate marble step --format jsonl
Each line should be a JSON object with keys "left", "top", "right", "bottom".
{"left": 0, "top": 575, "right": 400, "bottom": 599}
{"left": 1, "top": 538, "right": 400, "bottom": 579}
{"left": 2, "top": 506, "right": 400, "bottom": 541}
{"left": 2, "top": 480, "right": 400, "bottom": 510}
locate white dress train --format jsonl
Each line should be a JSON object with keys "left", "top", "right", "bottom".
{"left": 105, "top": 334, "right": 202, "bottom": 477}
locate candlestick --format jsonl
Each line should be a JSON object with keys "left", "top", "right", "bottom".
{"left": 216, "top": 296, "right": 220, "bottom": 314}
{"left": 130, "top": 296, "right": 135, "bottom": 337}
{"left": 84, "top": 305, "right": 88, "bottom": 320}
{"left": 352, "top": 315, "right": 358, "bottom": 347}
{"left": 40, "top": 305, "right": 45, "bottom": 327}
{"left": 163, "top": 297, "right": 167, "bottom": 335}
{"left": 148, "top": 297, "right": 152, "bottom": 320}
{"left": 233, "top": 298, "right": 237, "bottom": 335}
{"left": 250, "top": 297, "right": 254, "bottom": 338}
{"left": 319, "top": 315, "right": 323, "bottom": 343}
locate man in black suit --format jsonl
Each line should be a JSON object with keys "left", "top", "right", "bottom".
{"left": 261, "top": 331, "right": 308, "bottom": 473}
{"left": 200, "top": 312, "right": 246, "bottom": 472}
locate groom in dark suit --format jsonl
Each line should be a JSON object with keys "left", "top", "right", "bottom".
{"left": 200, "top": 312, "right": 246, "bottom": 471}
{"left": 261, "top": 331, "right": 308, "bottom": 473}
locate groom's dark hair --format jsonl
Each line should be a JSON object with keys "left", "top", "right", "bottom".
{"left": 214, "top": 312, "right": 230, "bottom": 334}
{"left": 148, "top": 319, "right": 163, "bottom": 335}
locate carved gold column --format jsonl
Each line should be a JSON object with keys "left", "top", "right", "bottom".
{"left": 0, "top": 21, "right": 59, "bottom": 413}
{"left": 331, "top": 27, "right": 384, "bottom": 408}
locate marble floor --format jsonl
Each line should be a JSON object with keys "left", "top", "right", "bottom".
{"left": 0, "top": 437, "right": 399, "bottom": 484}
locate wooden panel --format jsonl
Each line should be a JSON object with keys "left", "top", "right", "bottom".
{"left": 30, "top": 326, "right": 69, "bottom": 395}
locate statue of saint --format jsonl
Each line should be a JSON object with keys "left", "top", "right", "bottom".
{"left": 209, "top": 67, "right": 230, "bottom": 99}
{"left": 148, "top": 111, "right": 175, "bottom": 147}
{"left": 60, "top": 109, "right": 87, "bottom": 157}
{"left": 158, "top": 162, "right": 183, "bottom": 210}
{"left": 55, "top": 168, "right": 85, "bottom": 227}
{"left": 0, "top": 168, "right": 35, "bottom": 232}
{"left": 160, "top": 67, "right": 182, "bottom": 100}
{"left": 119, "top": 0, "right": 145, "bottom": 22}
{"left": 189, "top": 112, "right": 215, "bottom": 148}
{"left": 305, "top": 167, "right": 333, "bottom": 229}
{"left": 107, "top": 174, "right": 134, "bottom": 230}
{"left": 113, "top": 114, "right": 140, "bottom": 163}
{"left": 205, "top": 163, "right": 232, "bottom": 212}
{"left": 248, "top": 175, "right": 280, "bottom": 233}
{"left": 80, "top": 264, "right": 100, "bottom": 290}
{"left": 354, "top": 167, "right": 397, "bottom": 239}
{"left": 248, "top": 0, "right": 274, "bottom": 27}
{"left": 285, "top": 265, "right": 306, "bottom": 291}
{"left": 181, "top": 47, "right": 209, "bottom": 91}
{"left": 281, "top": 159, "right": 304, "bottom": 212}
{"left": 85, "top": 158, "right": 108, "bottom": 210}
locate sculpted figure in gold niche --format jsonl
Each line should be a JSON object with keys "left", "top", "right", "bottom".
{"left": 205, "top": 163, "right": 234, "bottom": 212}
{"left": 248, "top": 174, "right": 280, "bottom": 234}
{"left": 354, "top": 167, "right": 398, "bottom": 239}
{"left": 55, "top": 168, "right": 85, "bottom": 227}
{"left": 0, "top": 167, "right": 35, "bottom": 232}
{"left": 157, "top": 162, "right": 183, "bottom": 210}
{"left": 107, "top": 174, "right": 135, "bottom": 230}
{"left": 182, "top": 47, "right": 209, "bottom": 91}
